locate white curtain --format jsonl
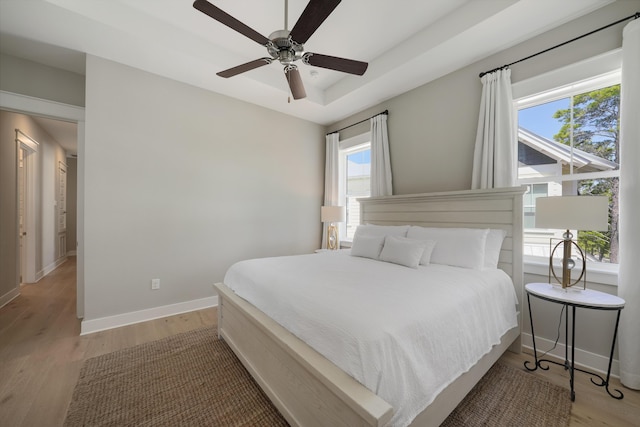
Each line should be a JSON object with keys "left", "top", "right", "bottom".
{"left": 370, "top": 114, "right": 393, "bottom": 196}
{"left": 471, "top": 68, "right": 516, "bottom": 189}
{"left": 322, "top": 133, "right": 340, "bottom": 249}
{"left": 618, "top": 17, "right": 640, "bottom": 390}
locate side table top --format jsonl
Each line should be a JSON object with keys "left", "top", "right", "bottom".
{"left": 526, "top": 282, "right": 625, "bottom": 309}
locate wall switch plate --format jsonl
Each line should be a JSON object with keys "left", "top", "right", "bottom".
{"left": 151, "top": 278, "right": 160, "bottom": 290}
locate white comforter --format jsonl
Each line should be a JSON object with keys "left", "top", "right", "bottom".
{"left": 223, "top": 251, "right": 518, "bottom": 427}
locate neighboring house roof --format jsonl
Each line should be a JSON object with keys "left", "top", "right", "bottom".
{"left": 518, "top": 127, "right": 618, "bottom": 172}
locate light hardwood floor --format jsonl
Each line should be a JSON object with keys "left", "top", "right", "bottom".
{"left": 0, "top": 257, "right": 638, "bottom": 426}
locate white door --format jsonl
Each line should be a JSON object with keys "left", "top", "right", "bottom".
{"left": 18, "top": 147, "right": 27, "bottom": 283}
{"left": 58, "top": 162, "right": 67, "bottom": 258}
{"left": 16, "top": 130, "right": 39, "bottom": 284}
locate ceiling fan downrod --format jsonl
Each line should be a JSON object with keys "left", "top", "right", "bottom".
{"left": 284, "top": 0, "right": 288, "bottom": 31}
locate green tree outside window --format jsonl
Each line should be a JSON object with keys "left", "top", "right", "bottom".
{"left": 553, "top": 85, "right": 620, "bottom": 262}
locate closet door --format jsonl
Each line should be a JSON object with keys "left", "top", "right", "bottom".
{"left": 57, "top": 161, "right": 67, "bottom": 258}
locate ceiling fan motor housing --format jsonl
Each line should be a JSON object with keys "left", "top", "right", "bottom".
{"left": 267, "top": 30, "right": 304, "bottom": 65}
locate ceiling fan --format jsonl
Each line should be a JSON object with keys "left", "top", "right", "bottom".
{"left": 193, "top": 0, "right": 368, "bottom": 100}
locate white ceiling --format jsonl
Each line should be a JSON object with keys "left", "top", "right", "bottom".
{"left": 0, "top": 0, "right": 614, "bottom": 153}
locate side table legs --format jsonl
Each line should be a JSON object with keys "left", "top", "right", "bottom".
{"left": 589, "top": 309, "right": 624, "bottom": 400}
{"left": 524, "top": 293, "right": 624, "bottom": 401}
{"left": 524, "top": 293, "right": 543, "bottom": 372}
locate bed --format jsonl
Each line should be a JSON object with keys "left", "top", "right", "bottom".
{"left": 214, "top": 187, "right": 526, "bottom": 427}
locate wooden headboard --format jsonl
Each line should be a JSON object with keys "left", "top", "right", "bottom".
{"left": 358, "top": 187, "right": 527, "bottom": 313}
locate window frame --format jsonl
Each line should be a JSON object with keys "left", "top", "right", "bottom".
{"left": 512, "top": 50, "right": 621, "bottom": 286}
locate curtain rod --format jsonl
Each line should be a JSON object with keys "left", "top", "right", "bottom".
{"left": 326, "top": 110, "right": 388, "bottom": 135}
{"left": 479, "top": 11, "right": 640, "bottom": 78}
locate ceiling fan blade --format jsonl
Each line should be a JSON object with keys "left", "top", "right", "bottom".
{"left": 217, "top": 58, "right": 272, "bottom": 78}
{"left": 193, "top": 0, "right": 270, "bottom": 46}
{"left": 285, "top": 66, "right": 306, "bottom": 100}
{"left": 303, "top": 53, "right": 368, "bottom": 76}
{"left": 289, "top": 0, "right": 341, "bottom": 44}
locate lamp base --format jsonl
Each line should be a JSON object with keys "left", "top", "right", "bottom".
{"left": 548, "top": 232, "right": 586, "bottom": 289}
{"left": 326, "top": 224, "right": 339, "bottom": 250}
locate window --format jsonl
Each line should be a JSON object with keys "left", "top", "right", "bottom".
{"left": 338, "top": 133, "right": 371, "bottom": 241}
{"left": 515, "top": 72, "right": 620, "bottom": 265}
{"left": 523, "top": 183, "right": 551, "bottom": 229}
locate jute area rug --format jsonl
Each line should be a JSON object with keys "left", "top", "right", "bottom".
{"left": 64, "top": 327, "right": 571, "bottom": 427}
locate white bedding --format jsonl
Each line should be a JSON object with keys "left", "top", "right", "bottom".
{"left": 223, "top": 251, "right": 518, "bottom": 427}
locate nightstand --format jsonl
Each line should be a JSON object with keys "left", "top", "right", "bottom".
{"left": 524, "top": 282, "right": 625, "bottom": 401}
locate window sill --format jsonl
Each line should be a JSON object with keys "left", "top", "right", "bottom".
{"left": 524, "top": 255, "right": 618, "bottom": 287}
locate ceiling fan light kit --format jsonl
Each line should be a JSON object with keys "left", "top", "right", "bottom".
{"left": 193, "top": 0, "right": 368, "bottom": 100}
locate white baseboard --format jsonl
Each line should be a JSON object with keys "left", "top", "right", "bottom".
{"left": 36, "top": 256, "right": 67, "bottom": 282}
{"left": 67, "top": 250, "right": 77, "bottom": 256}
{"left": 521, "top": 332, "right": 620, "bottom": 377}
{"left": 0, "top": 287, "right": 20, "bottom": 309}
{"left": 80, "top": 295, "right": 218, "bottom": 335}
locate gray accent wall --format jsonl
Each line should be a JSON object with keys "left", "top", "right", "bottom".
{"left": 83, "top": 56, "right": 325, "bottom": 320}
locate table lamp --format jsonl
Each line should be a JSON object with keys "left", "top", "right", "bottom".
{"left": 535, "top": 196, "right": 609, "bottom": 289}
{"left": 321, "top": 206, "right": 346, "bottom": 250}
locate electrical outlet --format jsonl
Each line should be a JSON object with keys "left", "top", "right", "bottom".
{"left": 151, "top": 278, "right": 160, "bottom": 290}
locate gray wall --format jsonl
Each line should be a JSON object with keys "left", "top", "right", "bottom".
{"left": 326, "top": 1, "right": 636, "bottom": 370}
{"left": 83, "top": 56, "right": 325, "bottom": 320}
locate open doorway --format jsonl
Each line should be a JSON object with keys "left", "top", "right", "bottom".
{"left": 0, "top": 91, "right": 85, "bottom": 318}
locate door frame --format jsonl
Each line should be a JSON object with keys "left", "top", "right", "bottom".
{"left": 1, "top": 90, "right": 86, "bottom": 318}
{"left": 16, "top": 130, "right": 39, "bottom": 283}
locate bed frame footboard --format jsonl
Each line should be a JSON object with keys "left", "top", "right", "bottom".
{"left": 214, "top": 282, "right": 394, "bottom": 427}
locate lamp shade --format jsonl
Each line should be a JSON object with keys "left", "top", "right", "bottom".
{"left": 535, "top": 196, "right": 609, "bottom": 231}
{"left": 321, "top": 206, "right": 346, "bottom": 223}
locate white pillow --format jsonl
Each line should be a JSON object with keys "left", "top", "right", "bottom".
{"left": 353, "top": 224, "right": 410, "bottom": 238}
{"left": 350, "top": 234, "right": 385, "bottom": 260}
{"left": 406, "top": 226, "right": 489, "bottom": 269}
{"left": 416, "top": 239, "right": 437, "bottom": 266}
{"left": 379, "top": 236, "right": 434, "bottom": 268}
{"left": 484, "top": 229, "right": 507, "bottom": 269}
